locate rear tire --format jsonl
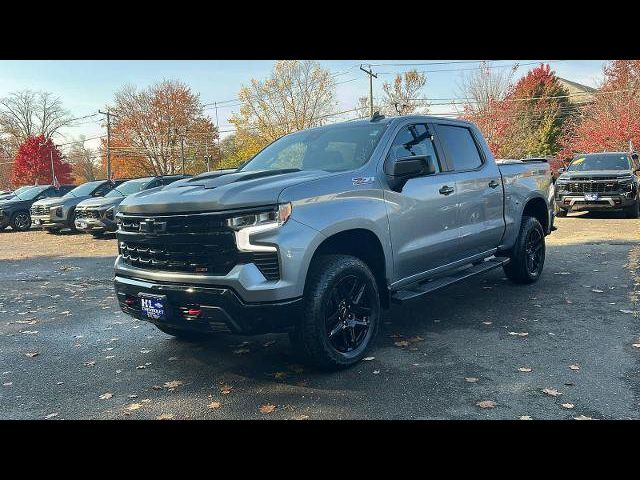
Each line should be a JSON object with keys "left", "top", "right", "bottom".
{"left": 503, "top": 216, "right": 546, "bottom": 284}
{"left": 290, "top": 254, "right": 380, "bottom": 370}
{"left": 624, "top": 198, "right": 639, "bottom": 219}
{"left": 10, "top": 211, "right": 31, "bottom": 232}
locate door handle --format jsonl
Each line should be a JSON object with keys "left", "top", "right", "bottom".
{"left": 488, "top": 180, "right": 500, "bottom": 189}
{"left": 439, "top": 185, "right": 455, "bottom": 196}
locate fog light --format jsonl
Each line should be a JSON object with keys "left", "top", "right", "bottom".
{"left": 125, "top": 296, "right": 136, "bottom": 306}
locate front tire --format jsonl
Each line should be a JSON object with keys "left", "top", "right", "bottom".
{"left": 291, "top": 254, "right": 380, "bottom": 370}
{"left": 10, "top": 211, "right": 31, "bottom": 232}
{"left": 503, "top": 216, "right": 546, "bottom": 284}
{"left": 624, "top": 198, "right": 639, "bottom": 219}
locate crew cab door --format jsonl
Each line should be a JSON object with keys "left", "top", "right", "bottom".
{"left": 383, "top": 123, "right": 463, "bottom": 283}
{"left": 432, "top": 123, "right": 505, "bottom": 258}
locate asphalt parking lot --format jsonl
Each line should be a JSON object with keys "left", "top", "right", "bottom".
{"left": 1, "top": 213, "right": 639, "bottom": 420}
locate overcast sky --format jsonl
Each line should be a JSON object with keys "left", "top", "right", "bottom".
{"left": 0, "top": 60, "right": 608, "bottom": 151}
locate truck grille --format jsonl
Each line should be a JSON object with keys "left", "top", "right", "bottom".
{"left": 117, "top": 212, "right": 280, "bottom": 280}
{"left": 30, "top": 205, "right": 50, "bottom": 215}
{"left": 75, "top": 209, "right": 101, "bottom": 219}
{"left": 566, "top": 181, "right": 619, "bottom": 193}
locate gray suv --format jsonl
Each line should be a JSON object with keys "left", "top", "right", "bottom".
{"left": 114, "top": 116, "right": 553, "bottom": 369}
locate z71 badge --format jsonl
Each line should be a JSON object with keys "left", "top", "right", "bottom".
{"left": 352, "top": 176, "right": 375, "bottom": 186}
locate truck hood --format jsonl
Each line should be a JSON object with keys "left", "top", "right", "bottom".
{"left": 559, "top": 170, "right": 633, "bottom": 179}
{"left": 76, "top": 196, "right": 124, "bottom": 210}
{"left": 118, "top": 169, "right": 334, "bottom": 215}
{"left": 34, "top": 195, "right": 91, "bottom": 209}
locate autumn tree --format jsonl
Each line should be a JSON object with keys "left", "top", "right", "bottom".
{"left": 67, "top": 138, "right": 102, "bottom": 182}
{"left": 358, "top": 70, "right": 428, "bottom": 117}
{"left": 0, "top": 91, "right": 72, "bottom": 147}
{"left": 560, "top": 60, "right": 640, "bottom": 156}
{"left": 106, "top": 80, "right": 218, "bottom": 177}
{"left": 10, "top": 135, "right": 73, "bottom": 186}
{"left": 230, "top": 60, "right": 337, "bottom": 158}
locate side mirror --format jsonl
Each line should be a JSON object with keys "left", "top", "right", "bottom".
{"left": 631, "top": 153, "right": 638, "bottom": 161}
{"left": 385, "top": 155, "right": 436, "bottom": 192}
{"left": 558, "top": 167, "right": 566, "bottom": 174}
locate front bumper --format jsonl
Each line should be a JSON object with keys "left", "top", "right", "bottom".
{"left": 114, "top": 274, "right": 302, "bottom": 334}
{"left": 75, "top": 216, "right": 116, "bottom": 233}
{"left": 555, "top": 193, "right": 637, "bottom": 211}
{"left": 31, "top": 214, "right": 66, "bottom": 229}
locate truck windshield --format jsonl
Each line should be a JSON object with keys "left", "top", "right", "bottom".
{"left": 568, "top": 154, "right": 631, "bottom": 171}
{"left": 239, "top": 123, "right": 387, "bottom": 173}
{"left": 64, "top": 181, "right": 103, "bottom": 198}
{"left": 105, "top": 179, "right": 149, "bottom": 198}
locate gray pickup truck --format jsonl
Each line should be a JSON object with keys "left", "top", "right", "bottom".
{"left": 114, "top": 115, "right": 554, "bottom": 369}
{"left": 554, "top": 152, "right": 640, "bottom": 218}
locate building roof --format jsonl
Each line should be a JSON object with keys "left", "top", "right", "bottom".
{"left": 557, "top": 77, "right": 597, "bottom": 104}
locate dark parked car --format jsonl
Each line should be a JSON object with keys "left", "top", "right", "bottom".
{"left": 30, "top": 179, "right": 127, "bottom": 233}
{"left": 0, "top": 184, "right": 76, "bottom": 231}
{"left": 554, "top": 152, "right": 640, "bottom": 218}
{"left": 0, "top": 185, "right": 36, "bottom": 201}
{"left": 74, "top": 175, "right": 190, "bottom": 236}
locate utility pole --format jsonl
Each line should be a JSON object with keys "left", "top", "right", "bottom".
{"left": 205, "top": 143, "right": 210, "bottom": 172}
{"left": 99, "top": 109, "right": 119, "bottom": 181}
{"left": 177, "top": 128, "right": 186, "bottom": 175}
{"left": 360, "top": 64, "right": 378, "bottom": 117}
{"left": 38, "top": 139, "right": 56, "bottom": 186}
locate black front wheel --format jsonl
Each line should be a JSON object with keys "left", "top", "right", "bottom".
{"left": 624, "top": 198, "right": 639, "bottom": 219}
{"left": 503, "top": 216, "right": 546, "bottom": 284}
{"left": 10, "top": 211, "right": 31, "bottom": 232}
{"left": 291, "top": 254, "right": 380, "bottom": 370}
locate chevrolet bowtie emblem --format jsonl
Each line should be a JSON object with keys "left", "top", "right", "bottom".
{"left": 139, "top": 219, "right": 167, "bottom": 233}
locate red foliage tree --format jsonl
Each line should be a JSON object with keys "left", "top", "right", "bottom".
{"left": 10, "top": 135, "right": 73, "bottom": 187}
{"left": 561, "top": 60, "right": 640, "bottom": 157}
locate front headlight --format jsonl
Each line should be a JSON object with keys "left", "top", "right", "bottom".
{"left": 226, "top": 203, "right": 292, "bottom": 230}
{"left": 227, "top": 203, "right": 293, "bottom": 253}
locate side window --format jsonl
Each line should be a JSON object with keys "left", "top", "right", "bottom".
{"left": 146, "top": 179, "right": 161, "bottom": 189}
{"left": 386, "top": 124, "right": 441, "bottom": 172}
{"left": 93, "top": 183, "right": 113, "bottom": 197}
{"left": 435, "top": 124, "right": 484, "bottom": 171}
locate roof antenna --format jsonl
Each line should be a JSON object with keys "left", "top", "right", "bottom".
{"left": 370, "top": 111, "right": 384, "bottom": 122}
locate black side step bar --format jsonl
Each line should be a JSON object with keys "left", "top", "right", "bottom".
{"left": 390, "top": 257, "right": 510, "bottom": 304}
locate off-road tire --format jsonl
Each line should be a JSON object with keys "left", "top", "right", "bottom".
{"left": 290, "top": 254, "right": 380, "bottom": 370}
{"left": 503, "top": 216, "right": 546, "bottom": 284}
{"left": 624, "top": 198, "right": 640, "bottom": 219}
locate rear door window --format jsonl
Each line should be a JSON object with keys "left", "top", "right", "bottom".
{"left": 435, "top": 124, "right": 484, "bottom": 171}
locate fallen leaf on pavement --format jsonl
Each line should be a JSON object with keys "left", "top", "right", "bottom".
{"left": 619, "top": 310, "right": 635, "bottom": 314}
{"left": 262, "top": 340, "right": 276, "bottom": 348}
{"left": 25, "top": 352, "right": 39, "bottom": 358}
{"left": 136, "top": 365, "right": 146, "bottom": 369}
{"left": 569, "top": 364, "right": 580, "bottom": 370}
{"left": 591, "top": 289, "right": 604, "bottom": 293}
{"left": 45, "top": 413, "right": 58, "bottom": 419}
{"left": 363, "top": 357, "right": 375, "bottom": 361}
{"left": 476, "top": 400, "right": 496, "bottom": 409}
{"left": 465, "top": 377, "right": 479, "bottom": 383}
{"left": 83, "top": 361, "right": 96, "bottom": 367}
{"left": 273, "top": 372, "right": 288, "bottom": 379}
{"left": 394, "top": 340, "right": 410, "bottom": 347}
{"left": 373, "top": 370, "right": 380, "bottom": 374}
{"left": 574, "top": 415, "right": 593, "bottom": 420}
{"left": 294, "top": 415, "right": 310, "bottom": 420}
{"left": 126, "top": 403, "right": 142, "bottom": 411}
{"left": 519, "top": 415, "right": 533, "bottom": 420}
{"left": 163, "top": 380, "right": 183, "bottom": 390}
{"left": 208, "top": 401, "right": 221, "bottom": 410}
{"left": 482, "top": 321, "right": 493, "bottom": 325}
{"left": 157, "top": 414, "right": 174, "bottom": 420}
{"left": 220, "top": 384, "right": 233, "bottom": 395}
{"left": 518, "top": 367, "right": 532, "bottom": 373}
{"left": 259, "top": 404, "right": 276, "bottom": 414}
{"left": 99, "top": 392, "right": 113, "bottom": 400}
{"left": 167, "top": 356, "right": 178, "bottom": 361}
{"left": 508, "top": 332, "right": 529, "bottom": 337}
{"left": 632, "top": 344, "right": 640, "bottom": 349}
{"left": 542, "top": 388, "right": 562, "bottom": 397}
{"left": 561, "top": 403, "right": 575, "bottom": 409}
{"left": 233, "top": 348, "right": 250, "bottom": 355}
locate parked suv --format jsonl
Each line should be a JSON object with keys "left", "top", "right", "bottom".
{"left": 31, "top": 179, "right": 126, "bottom": 233}
{"left": 74, "top": 175, "right": 190, "bottom": 236}
{"left": 114, "top": 116, "right": 553, "bottom": 369}
{"left": 0, "top": 184, "right": 75, "bottom": 231}
{"left": 555, "top": 152, "right": 640, "bottom": 218}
